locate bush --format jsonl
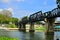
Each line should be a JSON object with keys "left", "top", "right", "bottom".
{"left": 7, "top": 24, "right": 17, "bottom": 28}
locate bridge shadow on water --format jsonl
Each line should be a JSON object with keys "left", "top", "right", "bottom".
{"left": 20, "top": 32, "right": 45, "bottom": 40}
{"left": 20, "top": 31, "right": 60, "bottom": 40}
{"left": 20, "top": 32, "right": 55, "bottom": 40}
{"left": 46, "top": 34, "right": 54, "bottom": 40}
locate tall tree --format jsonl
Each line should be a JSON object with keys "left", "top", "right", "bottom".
{"left": 57, "top": 0, "right": 60, "bottom": 3}
{"left": 0, "top": 14, "right": 11, "bottom": 24}
{"left": 11, "top": 17, "right": 18, "bottom": 23}
{"left": 57, "top": 0, "right": 60, "bottom": 8}
{"left": 21, "top": 16, "right": 28, "bottom": 24}
{"left": 0, "top": 10, "right": 12, "bottom": 17}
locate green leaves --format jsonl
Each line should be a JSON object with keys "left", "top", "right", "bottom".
{"left": 57, "top": 0, "right": 60, "bottom": 2}
{"left": 7, "top": 24, "right": 17, "bottom": 28}
{"left": 0, "top": 14, "right": 11, "bottom": 24}
{"left": 11, "top": 17, "right": 18, "bottom": 23}
{"left": 0, "top": 14, "right": 18, "bottom": 24}
{"left": 57, "top": 0, "right": 60, "bottom": 4}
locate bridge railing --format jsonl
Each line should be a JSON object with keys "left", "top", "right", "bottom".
{"left": 51, "top": 8, "right": 60, "bottom": 17}
{"left": 29, "top": 11, "right": 44, "bottom": 22}
{"left": 43, "top": 8, "right": 60, "bottom": 18}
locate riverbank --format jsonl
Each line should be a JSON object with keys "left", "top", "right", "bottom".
{"left": 0, "top": 27, "right": 46, "bottom": 32}
{"left": 0, "top": 27, "right": 18, "bottom": 30}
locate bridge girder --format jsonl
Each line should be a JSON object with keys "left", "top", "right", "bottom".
{"left": 19, "top": 8, "right": 60, "bottom": 26}
{"left": 27, "top": 8, "right": 60, "bottom": 23}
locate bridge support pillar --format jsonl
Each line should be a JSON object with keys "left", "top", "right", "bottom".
{"left": 19, "top": 24, "right": 26, "bottom": 32}
{"left": 29, "top": 23, "right": 35, "bottom": 32}
{"left": 45, "top": 18, "right": 55, "bottom": 35}
{"left": 21, "top": 24, "right": 26, "bottom": 32}
{"left": 19, "top": 24, "right": 22, "bottom": 31}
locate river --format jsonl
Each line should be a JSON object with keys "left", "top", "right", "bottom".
{"left": 0, "top": 29, "right": 60, "bottom": 40}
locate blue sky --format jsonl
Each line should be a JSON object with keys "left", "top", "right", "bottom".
{"left": 0, "top": 0, "right": 57, "bottom": 18}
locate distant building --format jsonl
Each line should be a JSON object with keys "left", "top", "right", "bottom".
{"left": 54, "top": 21, "right": 60, "bottom": 31}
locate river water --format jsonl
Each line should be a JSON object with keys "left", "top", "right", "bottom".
{"left": 0, "top": 29, "right": 60, "bottom": 40}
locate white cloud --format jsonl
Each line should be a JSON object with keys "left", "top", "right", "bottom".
{"left": 0, "top": 0, "right": 25, "bottom": 3}
{"left": 0, "top": 9, "right": 3, "bottom": 11}
{"left": 0, "top": 8, "right": 13, "bottom": 12}
{"left": 0, "top": 0, "right": 10, "bottom": 3}
{"left": 7, "top": 8, "right": 13, "bottom": 12}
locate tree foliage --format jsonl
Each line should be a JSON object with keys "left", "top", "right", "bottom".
{"left": 21, "top": 16, "right": 29, "bottom": 24}
{"left": 0, "top": 14, "right": 11, "bottom": 24}
{"left": 0, "top": 14, "right": 18, "bottom": 24}
{"left": 11, "top": 17, "right": 18, "bottom": 23}
{"left": 22, "top": 16, "right": 28, "bottom": 20}
{"left": 57, "top": 0, "right": 60, "bottom": 4}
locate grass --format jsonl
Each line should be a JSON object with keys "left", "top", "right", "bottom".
{"left": 0, "top": 36, "right": 18, "bottom": 40}
{"left": 35, "top": 27, "right": 46, "bottom": 31}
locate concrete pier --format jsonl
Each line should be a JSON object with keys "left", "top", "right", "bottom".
{"left": 29, "top": 23, "right": 35, "bottom": 32}
{"left": 45, "top": 18, "right": 55, "bottom": 35}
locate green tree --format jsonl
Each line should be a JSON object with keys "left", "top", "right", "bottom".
{"left": 57, "top": 0, "right": 60, "bottom": 4}
{"left": 0, "top": 14, "right": 11, "bottom": 24}
{"left": 22, "top": 16, "right": 28, "bottom": 20}
{"left": 21, "top": 16, "right": 28, "bottom": 24}
{"left": 11, "top": 17, "right": 18, "bottom": 23}
{"left": 56, "top": 0, "right": 60, "bottom": 8}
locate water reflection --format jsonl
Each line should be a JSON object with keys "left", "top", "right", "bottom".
{"left": 46, "top": 34, "right": 54, "bottom": 40}
{"left": 20, "top": 32, "right": 45, "bottom": 40}
{"left": 29, "top": 32, "right": 42, "bottom": 40}
{"left": 0, "top": 29, "right": 60, "bottom": 40}
{"left": 54, "top": 31, "right": 60, "bottom": 40}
